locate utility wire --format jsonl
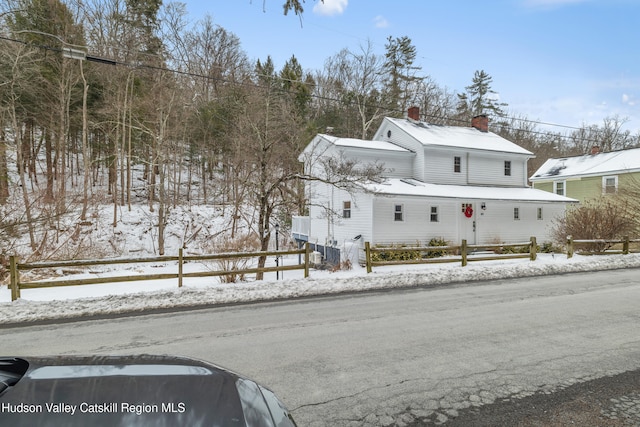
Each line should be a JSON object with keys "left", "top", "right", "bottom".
{"left": 0, "top": 33, "right": 630, "bottom": 147}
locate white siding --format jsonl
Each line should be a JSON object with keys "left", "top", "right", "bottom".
{"left": 308, "top": 181, "right": 374, "bottom": 246}
{"left": 423, "top": 148, "right": 467, "bottom": 185}
{"left": 348, "top": 149, "right": 413, "bottom": 178}
{"left": 305, "top": 142, "right": 414, "bottom": 180}
{"left": 371, "top": 196, "right": 459, "bottom": 246}
{"left": 468, "top": 153, "right": 528, "bottom": 187}
{"left": 376, "top": 121, "right": 424, "bottom": 181}
{"left": 368, "top": 195, "right": 565, "bottom": 246}
{"left": 475, "top": 201, "right": 564, "bottom": 243}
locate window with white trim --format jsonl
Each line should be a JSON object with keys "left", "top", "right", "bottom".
{"left": 504, "top": 160, "right": 511, "bottom": 176}
{"left": 537, "top": 207, "right": 543, "bottom": 220}
{"left": 514, "top": 207, "right": 520, "bottom": 220}
{"left": 602, "top": 176, "right": 618, "bottom": 194}
{"left": 430, "top": 206, "right": 438, "bottom": 222}
{"left": 342, "top": 201, "right": 351, "bottom": 218}
{"left": 454, "top": 156, "right": 461, "bottom": 173}
{"left": 394, "top": 204, "right": 403, "bottom": 221}
{"left": 553, "top": 180, "right": 565, "bottom": 196}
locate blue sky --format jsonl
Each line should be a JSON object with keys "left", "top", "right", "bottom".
{"left": 180, "top": 0, "right": 639, "bottom": 133}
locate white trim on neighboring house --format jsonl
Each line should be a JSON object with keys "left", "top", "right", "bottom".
{"left": 553, "top": 180, "right": 566, "bottom": 196}
{"left": 602, "top": 175, "right": 618, "bottom": 194}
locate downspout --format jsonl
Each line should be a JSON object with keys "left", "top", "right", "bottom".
{"left": 466, "top": 152, "right": 470, "bottom": 185}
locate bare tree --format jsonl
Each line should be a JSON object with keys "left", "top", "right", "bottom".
{"left": 323, "top": 41, "right": 386, "bottom": 139}
{"left": 568, "top": 116, "right": 636, "bottom": 154}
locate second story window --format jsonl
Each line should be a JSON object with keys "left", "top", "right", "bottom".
{"left": 603, "top": 176, "right": 618, "bottom": 194}
{"left": 342, "top": 201, "right": 351, "bottom": 218}
{"left": 394, "top": 204, "right": 403, "bottom": 221}
{"left": 554, "top": 181, "right": 565, "bottom": 196}
{"left": 504, "top": 161, "right": 511, "bottom": 176}
{"left": 537, "top": 207, "right": 543, "bottom": 220}
{"left": 514, "top": 207, "right": 520, "bottom": 220}
{"left": 454, "top": 156, "right": 461, "bottom": 173}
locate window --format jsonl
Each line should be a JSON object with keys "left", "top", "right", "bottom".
{"left": 430, "top": 206, "right": 438, "bottom": 222}
{"left": 537, "top": 207, "right": 543, "bottom": 220}
{"left": 514, "top": 207, "right": 520, "bottom": 220}
{"left": 603, "top": 176, "right": 618, "bottom": 194}
{"left": 554, "top": 181, "right": 565, "bottom": 196}
{"left": 504, "top": 161, "right": 511, "bottom": 176}
{"left": 454, "top": 156, "right": 461, "bottom": 173}
{"left": 342, "top": 201, "right": 351, "bottom": 219}
{"left": 394, "top": 204, "right": 403, "bottom": 221}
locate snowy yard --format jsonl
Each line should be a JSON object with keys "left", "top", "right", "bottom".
{"left": 3, "top": 251, "right": 640, "bottom": 325}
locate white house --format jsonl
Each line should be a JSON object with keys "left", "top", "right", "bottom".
{"left": 293, "top": 107, "right": 577, "bottom": 262}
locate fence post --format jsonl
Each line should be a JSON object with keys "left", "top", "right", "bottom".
{"left": 461, "top": 239, "right": 467, "bottom": 267}
{"left": 178, "top": 248, "right": 183, "bottom": 288}
{"left": 567, "top": 235, "right": 573, "bottom": 259}
{"left": 623, "top": 236, "right": 629, "bottom": 255}
{"left": 10, "top": 256, "right": 20, "bottom": 301}
{"left": 530, "top": 236, "right": 537, "bottom": 261}
{"left": 304, "top": 242, "right": 310, "bottom": 278}
{"left": 365, "top": 241, "right": 372, "bottom": 273}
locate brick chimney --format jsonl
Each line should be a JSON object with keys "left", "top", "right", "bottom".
{"left": 591, "top": 146, "right": 600, "bottom": 155}
{"left": 408, "top": 106, "right": 420, "bottom": 121}
{"left": 471, "top": 114, "right": 489, "bottom": 132}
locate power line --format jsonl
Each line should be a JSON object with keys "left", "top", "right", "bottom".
{"left": 0, "top": 33, "right": 631, "bottom": 148}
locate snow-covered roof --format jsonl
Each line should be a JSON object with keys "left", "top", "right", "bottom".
{"left": 381, "top": 118, "right": 533, "bottom": 156}
{"left": 299, "top": 134, "right": 412, "bottom": 162}
{"left": 321, "top": 134, "right": 411, "bottom": 152}
{"left": 530, "top": 147, "right": 640, "bottom": 181}
{"left": 366, "top": 178, "right": 577, "bottom": 203}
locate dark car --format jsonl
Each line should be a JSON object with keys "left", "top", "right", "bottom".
{"left": 0, "top": 355, "right": 297, "bottom": 427}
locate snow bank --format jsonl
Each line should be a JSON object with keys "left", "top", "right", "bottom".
{"left": 2, "top": 253, "right": 640, "bottom": 325}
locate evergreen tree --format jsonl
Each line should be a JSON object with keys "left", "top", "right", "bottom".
{"left": 280, "top": 55, "right": 312, "bottom": 117}
{"left": 383, "top": 35, "right": 422, "bottom": 114}
{"left": 465, "top": 70, "right": 507, "bottom": 117}
{"left": 455, "top": 92, "right": 472, "bottom": 124}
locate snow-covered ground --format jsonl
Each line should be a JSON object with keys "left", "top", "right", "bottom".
{"left": 3, "top": 251, "right": 640, "bottom": 325}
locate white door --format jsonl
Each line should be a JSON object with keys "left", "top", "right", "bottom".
{"left": 459, "top": 202, "right": 476, "bottom": 245}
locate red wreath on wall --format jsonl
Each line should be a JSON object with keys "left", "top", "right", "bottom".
{"left": 464, "top": 205, "right": 474, "bottom": 218}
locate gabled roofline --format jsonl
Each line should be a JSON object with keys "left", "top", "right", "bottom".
{"left": 530, "top": 146, "right": 640, "bottom": 181}
{"left": 376, "top": 117, "right": 534, "bottom": 157}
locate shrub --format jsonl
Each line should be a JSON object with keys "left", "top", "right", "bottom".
{"left": 425, "top": 237, "right": 449, "bottom": 258}
{"left": 553, "top": 198, "right": 635, "bottom": 252}
{"left": 540, "top": 242, "right": 559, "bottom": 253}
{"left": 371, "top": 243, "right": 421, "bottom": 262}
{"left": 331, "top": 259, "right": 352, "bottom": 272}
{"left": 499, "top": 245, "right": 530, "bottom": 254}
{"left": 204, "top": 234, "right": 260, "bottom": 283}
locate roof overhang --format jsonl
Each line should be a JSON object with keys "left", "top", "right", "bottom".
{"left": 365, "top": 179, "right": 578, "bottom": 203}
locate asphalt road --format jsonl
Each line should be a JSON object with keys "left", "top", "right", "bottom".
{"left": 2, "top": 268, "right": 640, "bottom": 426}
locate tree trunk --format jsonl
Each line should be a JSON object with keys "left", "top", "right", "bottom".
{"left": 0, "top": 130, "right": 9, "bottom": 204}
{"left": 11, "top": 115, "right": 37, "bottom": 253}
{"left": 158, "top": 161, "right": 165, "bottom": 255}
{"left": 80, "top": 62, "right": 90, "bottom": 222}
{"left": 44, "top": 128, "right": 54, "bottom": 203}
